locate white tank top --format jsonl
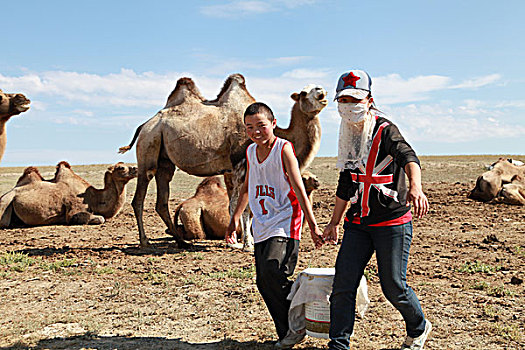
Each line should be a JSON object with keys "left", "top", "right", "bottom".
{"left": 247, "top": 137, "right": 303, "bottom": 243}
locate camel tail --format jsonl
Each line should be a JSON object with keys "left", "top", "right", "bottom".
{"left": 0, "top": 191, "right": 16, "bottom": 228}
{"left": 118, "top": 123, "right": 144, "bottom": 154}
{"left": 118, "top": 145, "right": 131, "bottom": 154}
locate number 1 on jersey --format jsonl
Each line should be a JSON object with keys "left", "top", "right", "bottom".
{"left": 259, "top": 199, "right": 268, "bottom": 215}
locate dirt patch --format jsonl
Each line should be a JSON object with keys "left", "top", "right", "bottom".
{"left": 0, "top": 156, "right": 523, "bottom": 349}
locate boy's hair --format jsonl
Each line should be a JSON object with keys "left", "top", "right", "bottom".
{"left": 244, "top": 102, "right": 275, "bottom": 122}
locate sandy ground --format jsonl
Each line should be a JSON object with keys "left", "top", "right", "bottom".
{"left": 0, "top": 156, "right": 523, "bottom": 350}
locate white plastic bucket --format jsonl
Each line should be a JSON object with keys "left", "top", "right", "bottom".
{"left": 302, "top": 268, "right": 335, "bottom": 339}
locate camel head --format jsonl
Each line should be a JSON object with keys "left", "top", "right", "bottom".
{"left": 0, "top": 89, "right": 31, "bottom": 121}
{"left": 291, "top": 84, "right": 328, "bottom": 117}
{"left": 301, "top": 171, "right": 320, "bottom": 194}
{"left": 107, "top": 162, "right": 138, "bottom": 183}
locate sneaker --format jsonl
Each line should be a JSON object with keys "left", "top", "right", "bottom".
{"left": 274, "top": 330, "right": 306, "bottom": 349}
{"left": 400, "top": 320, "right": 432, "bottom": 350}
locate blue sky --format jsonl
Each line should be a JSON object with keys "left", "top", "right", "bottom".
{"left": 1, "top": 0, "right": 523, "bottom": 166}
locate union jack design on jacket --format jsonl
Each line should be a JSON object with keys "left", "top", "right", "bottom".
{"left": 336, "top": 114, "right": 420, "bottom": 225}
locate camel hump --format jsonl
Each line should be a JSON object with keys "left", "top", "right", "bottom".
{"left": 208, "top": 73, "right": 253, "bottom": 105}
{"left": 57, "top": 161, "right": 72, "bottom": 169}
{"left": 16, "top": 166, "right": 44, "bottom": 186}
{"left": 227, "top": 73, "right": 245, "bottom": 85}
{"left": 220, "top": 73, "right": 247, "bottom": 94}
{"left": 165, "top": 77, "right": 205, "bottom": 108}
{"left": 195, "top": 176, "right": 223, "bottom": 194}
{"left": 22, "top": 166, "right": 43, "bottom": 179}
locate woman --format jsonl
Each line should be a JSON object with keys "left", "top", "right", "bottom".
{"left": 323, "top": 70, "right": 431, "bottom": 350}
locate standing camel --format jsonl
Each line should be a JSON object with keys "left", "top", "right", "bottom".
{"left": 121, "top": 74, "right": 327, "bottom": 249}
{"left": 0, "top": 89, "right": 31, "bottom": 163}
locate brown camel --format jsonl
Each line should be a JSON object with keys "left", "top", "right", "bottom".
{"left": 0, "top": 162, "right": 137, "bottom": 228}
{"left": 301, "top": 170, "right": 320, "bottom": 232}
{"left": 468, "top": 158, "right": 525, "bottom": 202}
{"left": 497, "top": 175, "right": 525, "bottom": 205}
{"left": 0, "top": 89, "right": 31, "bottom": 163}
{"left": 176, "top": 172, "right": 320, "bottom": 241}
{"left": 120, "top": 74, "right": 327, "bottom": 248}
{"left": 302, "top": 170, "right": 320, "bottom": 205}
{"left": 173, "top": 176, "right": 230, "bottom": 240}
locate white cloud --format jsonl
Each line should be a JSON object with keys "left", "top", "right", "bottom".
{"left": 373, "top": 74, "right": 451, "bottom": 104}
{"left": 71, "top": 110, "right": 94, "bottom": 117}
{"left": 282, "top": 68, "right": 330, "bottom": 79}
{"left": 200, "top": 0, "right": 319, "bottom": 18}
{"left": 451, "top": 74, "right": 501, "bottom": 89}
{"left": 3, "top": 68, "right": 520, "bottom": 146}
{"left": 371, "top": 73, "right": 504, "bottom": 105}
{"left": 0, "top": 69, "right": 175, "bottom": 108}
{"left": 384, "top": 101, "right": 525, "bottom": 144}
{"left": 200, "top": 1, "right": 275, "bottom": 18}
{"left": 282, "top": 0, "right": 318, "bottom": 7}
{"left": 269, "top": 56, "right": 312, "bottom": 65}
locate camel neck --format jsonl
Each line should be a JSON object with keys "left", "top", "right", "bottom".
{"left": 275, "top": 104, "right": 321, "bottom": 170}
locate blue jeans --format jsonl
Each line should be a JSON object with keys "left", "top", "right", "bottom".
{"left": 328, "top": 221, "right": 426, "bottom": 350}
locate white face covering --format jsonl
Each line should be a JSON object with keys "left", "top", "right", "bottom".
{"left": 337, "top": 102, "right": 368, "bottom": 123}
{"left": 336, "top": 101, "right": 376, "bottom": 170}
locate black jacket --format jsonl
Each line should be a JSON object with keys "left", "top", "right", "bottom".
{"left": 335, "top": 115, "right": 420, "bottom": 225}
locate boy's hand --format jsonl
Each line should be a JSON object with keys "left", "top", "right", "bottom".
{"left": 310, "top": 225, "right": 324, "bottom": 249}
{"left": 225, "top": 220, "right": 238, "bottom": 245}
{"left": 322, "top": 223, "right": 339, "bottom": 245}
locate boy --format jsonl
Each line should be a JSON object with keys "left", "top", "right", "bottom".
{"left": 226, "top": 102, "right": 323, "bottom": 348}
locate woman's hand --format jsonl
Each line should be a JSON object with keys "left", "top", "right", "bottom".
{"left": 404, "top": 162, "right": 429, "bottom": 219}
{"left": 407, "top": 184, "right": 429, "bottom": 219}
{"left": 322, "top": 222, "right": 339, "bottom": 245}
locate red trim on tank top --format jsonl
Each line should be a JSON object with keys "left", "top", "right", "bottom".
{"left": 287, "top": 190, "right": 302, "bottom": 240}
{"left": 256, "top": 137, "right": 277, "bottom": 164}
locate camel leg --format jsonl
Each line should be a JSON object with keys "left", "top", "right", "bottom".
{"left": 132, "top": 171, "right": 154, "bottom": 248}
{"left": 240, "top": 209, "right": 254, "bottom": 252}
{"left": 0, "top": 191, "right": 16, "bottom": 228}
{"left": 154, "top": 158, "right": 188, "bottom": 247}
{"left": 68, "top": 211, "right": 105, "bottom": 225}
{"left": 179, "top": 206, "right": 207, "bottom": 240}
{"left": 225, "top": 169, "right": 254, "bottom": 252}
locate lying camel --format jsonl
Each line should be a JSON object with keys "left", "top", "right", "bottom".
{"left": 175, "top": 172, "right": 320, "bottom": 241}
{"left": 302, "top": 170, "right": 320, "bottom": 205}
{"left": 173, "top": 176, "right": 229, "bottom": 240}
{"left": 468, "top": 158, "right": 525, "bottom": 202}
{"left": 0, "top": 89, "right": 31, "bottom": 163}
{"left": 120, "top": 74, "right": 327, "bottom": 249}
{"left": 498, "top": 175, "right": 525, "bottom": 205}
{"left": 0, "top": 162, "right": 137, "bottom": 227}
{"left": 301, "top": 171, "right": 320, "bottom": 231}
